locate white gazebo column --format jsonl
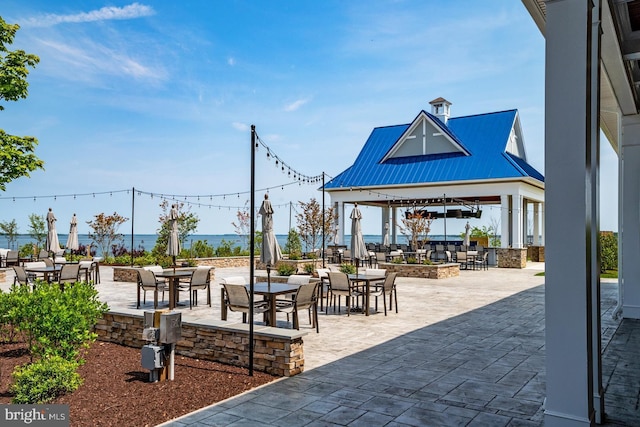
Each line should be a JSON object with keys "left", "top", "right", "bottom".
{"left": 533, "top": 202, "right": 540, "bottom": 246}
{"left": 544, "top": 0, "right": 598, "bottom": 425}
{"left": 336, "top": 201, "right": 345, "bottom": 245}
{"left": 391, "top": 207, "right": 398, "bottom": 244}
{"left": 522, "top": 198, "right": 529, "bottom": 246}
{"left": 621, "top": 115, "right": 640, "bottom": 319}
{"left": 511, "top": 194, "right": 523, "bottom": 249}
{"left": 500, "top": 195, "right": 510, "bottom": 248}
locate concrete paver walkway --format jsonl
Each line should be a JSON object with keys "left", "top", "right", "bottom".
{"left": 3, "top": 263, "right": 635, "bottom": 426}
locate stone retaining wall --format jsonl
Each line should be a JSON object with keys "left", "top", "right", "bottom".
{"left": 0, "top": 268, "right": 6, "bottom": 283}
{"left": 379, "top": 262, "right": 460, "bottom": 279}
{"left": 497, "top": 248, "right": 528, "bottom": 268}
{"left": 96, "top": 311, "right": 305, "bottom": 377}
{"left": 257, "top": 259, "right": 322, "bottom": 273}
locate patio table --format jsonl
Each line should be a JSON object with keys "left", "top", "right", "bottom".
{"left": 24, "top": 265, "right": 62, "bottom": 283}
{"left": 155, "top": 270, "right": 194, "bottom": 310}
{"left": 220, "top": 282, "right": 301, "bottom": 326}
{"left": 347, "top": 274, "right": 385, "bottom": 316}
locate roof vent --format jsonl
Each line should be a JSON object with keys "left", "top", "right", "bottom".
{"left": 429, "top": 97, "right": 452, "bottom": 124}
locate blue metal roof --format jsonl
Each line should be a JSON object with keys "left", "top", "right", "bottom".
{"left": 325, "top": 109, "right": 544, "bottom": 189}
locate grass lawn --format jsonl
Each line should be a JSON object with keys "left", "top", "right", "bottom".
{"left": 535, "top": 270, "right": 618, "bottom": 279}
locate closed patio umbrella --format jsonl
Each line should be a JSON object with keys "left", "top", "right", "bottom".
{"left": 167, "top": 204, "right": 180, "bottom": 267}
{"left": 46, "top": 208, "right": 61, "bottom": 256}
{"left": 464, "top": 221, "right": 471, "bottom": 247}
{"left": 383, "top": 221, "right": 390, "bottom": 247}
{"left": 350, "top": 203, "right": 369, "bottom": 266}
{"left": 66, "top": 213, "right": 79, "bottom": 253}
{"left": 259, "top": 194, "right": 282, "bottom": 284}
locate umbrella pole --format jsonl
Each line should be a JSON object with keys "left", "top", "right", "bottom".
{"left": 266, "top": 264, "right": 271, "bottom": 289}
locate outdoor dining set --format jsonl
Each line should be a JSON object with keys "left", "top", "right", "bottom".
{"left": 10, "top": 256, "right": 101, "bottom": 291}
{"left": 133, "top": 266, "right": 399, "bottom": 334}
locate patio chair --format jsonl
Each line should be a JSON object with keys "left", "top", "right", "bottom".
{"left": 222, "top": 283, "right": 269, "bottom": 323}
{"left": 368, "top": 272, "right": 398, "bottom": 315}
{"left": 327, "top": 272, "right": 362, "bottom": 316}
{"left": 375, "top": 252, "right": 387, "bottom": 266}
{"left": 137, "top": 268, "right": 166, "bottom": 309}
{"left": 13, "top": 266, "right": 35, "bottom": 289}
{"left": 275, "top": 282, "right": 319, "bottom": 332}
{"left": 457, "top": 251, "right": 470, "bottom": 270}
{"left": 5, "top": 250, "right": 19, "bottom": 267}
{"left": 182, "top": 267, "right": 212, "bottom": 309}
{"left": 474, "top": 251, "right": 489, "bottom": 271}
{"left": 315, "top": 268, "right": 330, "bottom": 310}
{"left": 37, "top": 249, "right": 49, "bottom": 260}
{"left": 342, "top": 249, "right": 352, "bottom": 264}
{"left": 57, "top": 263, "right": 81, "bottom": 291}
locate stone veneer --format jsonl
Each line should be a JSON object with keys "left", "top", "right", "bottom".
{"left": 0, "top": 268, "right": 6, "bottom": 283}
{"left": 96, "top": 311, "right": 305, "bottom": 377}
{"left": 112, "top": 257, "right": 249, "bottom": 282}
{"left": 497, "top": 248, "right": 528, "bottom": 268}
{"left": 256, "top": 259, "right": 322, "bottom": 273}
{"left": 254, "top": 273, "right": 321, "bottom": 284}
{"left": 379, "top": 262, "right": 460, "bottom": 279}
{"left": 528, "top": 246, "right": 545, "bottom": 262}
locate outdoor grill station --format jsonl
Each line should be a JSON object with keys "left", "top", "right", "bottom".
{"left": 141, "top": 310, "right": 182, "bottom": 382}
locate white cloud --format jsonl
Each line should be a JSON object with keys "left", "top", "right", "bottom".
{"left": 37, "top": 38, "right": 166, "bottom": 82}
{"left": 284, "top": 98, "right": 310, "bottom": 112}
{"left": 23, "top": 3, "right": 154, "bottom": 27}
{"left": 232, "top": 122, "right": 249, "bottom": 131}
{"left": 227, "top": 57, "right": 236, "bottom": 66}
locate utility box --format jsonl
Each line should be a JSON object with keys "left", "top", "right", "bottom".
{"left": 143, "top": 311, "right": 155, "bottom": 329}
{"left": 159, "top": 312, "right": 182, "bottom": 344}
{"left": 141, "top": 344, "right": 164, "bottom": 370}
{"left": 142, "top": 327, "right": 159, "bottom": 342}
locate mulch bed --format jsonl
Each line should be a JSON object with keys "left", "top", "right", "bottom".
{"left": 0, "top": 340, "right": 276, "bottom": 427}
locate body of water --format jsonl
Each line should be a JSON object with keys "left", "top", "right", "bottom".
{"left": 3, "top": 233, "right": 461, "bottom": 252}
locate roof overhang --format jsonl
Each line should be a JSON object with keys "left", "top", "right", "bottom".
{"left": 521, "top": 0, "right": 640, "bottom": 154}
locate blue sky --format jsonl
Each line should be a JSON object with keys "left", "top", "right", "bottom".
{"left": 0, "top": 1, "right": 619, "bottom": 237}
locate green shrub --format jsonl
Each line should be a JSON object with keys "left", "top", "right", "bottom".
{"left": 339, "top": 263, "right": 356, "bottom": 274}
{"left": 391, "top": 257, "right": 404, "bottom": 264}
{"left": 600, "top": 231, "right": 618, "bottom": 273}
{"left": 11, "top": 282, "right": 108, "bottom": 362}
{"left": 303, "top": 263, "right": 315, "bottom": 274}
{"left": 215, "top": 239, "right": 241, "bottom": 257}
{"left": 11, "top": 356, "right": 82, "bottom": 404}
{"left": 277, "top": 264, "right": 296, "bottom": 276}
{"left": 422, "top": 259, "right": 433, "bottom": 265}
{"left": 406, "top": 257, "right": 418, "bottom": 264}
{"left": 191, "top": 240, "right": 215, "bottom": 258}
{"left": 285, "top": 229, "right": 302, "bottom": 259}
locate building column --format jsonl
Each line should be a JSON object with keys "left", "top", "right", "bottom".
{"left": 512, "top": 194, "right": 523, "bottom": 249}
{"left": 544, "top": 0, "right": 597, "bottom": 425}
{"left": 500, "top": 194, "right": 510, "bottom": 248}
{"left": 621, "top": 115, "right": 640, "bottom": 319}
{"left": 523, "top": 198, "right": 529, "bottom": 245}
{"left": 533, "top": 202, "right": 540, "bottom": 246}
{"left": 540, "top": 202, "right": 545, "bottom": 246}
{"left": 391, "top": 207, "right": 398, "bottom": 244}
{"left": 336, "top": 201, "right": 345, "bottom": 245}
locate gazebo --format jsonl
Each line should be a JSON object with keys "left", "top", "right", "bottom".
{"left": 324, "top": 98, "right": 545, "bottom": 249}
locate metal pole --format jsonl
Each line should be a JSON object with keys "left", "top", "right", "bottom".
{"left": 249, "top": 125, "right": 256, "bottom": 376}
{"left": 289, "top": 201, "right": 292, "bottom": 233}
{"left": 131, "top": 187, "right": 135, "bottom": 267}
{"left": 322, "top": 172, "right": 326, "bottom": 268}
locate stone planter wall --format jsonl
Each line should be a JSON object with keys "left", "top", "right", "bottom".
{"left": 379, "top": 262, "right": 460, "bottom": 279}
{"left": 527, "top": 246, "right": 545, "bottom": 262}
{"left": 96, "top": 311, "right": 305, "bottom": 377}
{"left": 254, "top": 274, "right": 321, "bottom": 284}
{"left": 113, "top": 256, "right": 258, "bottom": 282}
{"left": 257, "top": 259, "right": 322, "bottom": 274}
{"left": 497, "top": 248, "right": 528, "bottom": 268}
{"left": 0, "top": 268, "right": 6, "bottom": 283}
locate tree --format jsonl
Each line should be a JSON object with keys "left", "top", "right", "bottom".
{"left": 153, "top": 200, "right": 199, "bottom": 257}
{"left": 0, "top": 218, "right": 18, "bottom": 249}
{"left": 27, "top": 213, "right": 46, "bottom": 251}
{"left": 0, "top": 17, "right": 43, "bottom": 191}
{"left": 295, "top": 198, "right": 338, "bottom": 253}
{"left": 398, "top": 209, "right": 434, "bottom": 250}
{"left": 87, "top": 212, "right": 128, "bottom": 259}
{"left": 231, "top": 204, "right": 252, "bottom": 250}
{"left": 488, "top": 216, "right": 501, "bottom": 247}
